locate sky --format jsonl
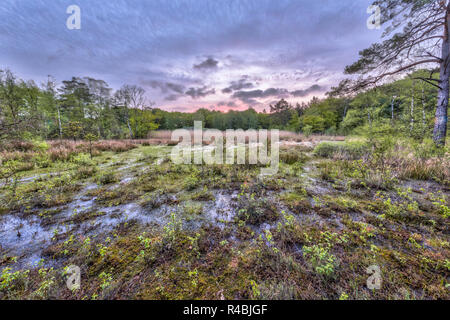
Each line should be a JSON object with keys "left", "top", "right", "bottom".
{"left": 0, "top": 0, "right": 382, "bottom": 112}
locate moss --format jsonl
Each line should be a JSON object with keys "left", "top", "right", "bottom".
{"left": 1, "top": 143, "right": 449, "bottom": 300}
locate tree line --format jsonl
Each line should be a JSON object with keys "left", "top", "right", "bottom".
{"left": 0, "top": 67, "right": 445, "bottom": 143}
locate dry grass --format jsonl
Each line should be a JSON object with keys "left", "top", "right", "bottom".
{"left": 148, "top": 129, "right": 345, "bottom": 145}
{"left": 148, "top": 130, "right": 174, "bottom": 140}
{"left": 395, "top": 156, "right": 450, "bottom": 184}
{"left": 0, "top": 139, "right": 141, "bottom": 165}
{"left": 278, "top": 130, "right": 345, "bottom": 142}
{"left": 0, "top": 140, "right": 35, "bottom": 152}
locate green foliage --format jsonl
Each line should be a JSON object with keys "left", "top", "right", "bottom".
{"left": 63, "top": 121, "right": 83, "bottom": 141}
{"left": 0, "top": 67, "right": 446, "bottom": 145}
{"left": 303, "top": 244, "right": 336, "bottom": 277}
{"left": 163, "top": 212, "right": 183, "bottom": 244}
{"left": 97, "top": 172, "right": 118, "bottom": 185}
{"left": 302, "top": 125, "right": 313, "bottom": 137}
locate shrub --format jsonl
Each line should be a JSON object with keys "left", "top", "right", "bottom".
{"left": 49, "top": 146, "right": 76, "bottom": 162}
{"left": 94, "top": 141, "right": 136, "bottom": 153}
{"left": 302, "top": 125, "right": 313, "bottom": 138}
{"left": 236, "top": 187, "right": 279, "bottom": 225}
{"left": 184, "top": 174, "right": 199, "bottom": 191}
{"left": 0, "top": 140, "right": 34, "bottom": 152}
{"left": 32, "top": 154, "right": 51, "bottom": 168}
{"left": 314, "top": 141, "right": 368, "bottom": 160}
{"left": 75, "top": 166, "right": 97, "bottom": 179}
{"left": 303, "top": 244, "right": 336, "bottom": 277}
{"left": 71, "top": 153, "right": 93, "bottom": 166}
{"left": 32, "top": 140, "right": 49, "bottom": 152}
{"left": 97, "top": 172, "right": 118, "bottom": 185}
{"left": 279, "top": 148, "right": 307, "bottom": 165}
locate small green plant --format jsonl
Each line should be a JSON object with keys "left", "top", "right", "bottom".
{"left": 34, "top": 268, "right": 56, "bottom": 299}
{"left": 0, "top": 268, "right": 21, "bottom": 291}
{"left": 339, "top": 292, "right": 349, "bottom": 300}
{"left": 184, "top": 174, "right": 199, "bottom": 191}
{"left": 430, "top": 192, "right": 450, "bottom": 218}
{"left": 163, "top": 212, "right": 183, "bottom": 244}
{"left": 97, "top": 244, "right": 109, "bottom": 257}
{"left": 84, "top": 133, "right": 99, "bottom": 159}
{"left": 303, "top": 244, "right": 336, "bottom": 277}
{"left": 250, "top": 280, "right": 261, "bottom": 299}
{"left": 71, "top": 153, "right": 93, "bottom": 166}
{"left": 188, "top": 268, "right": 199, "bottom": 288}
{"left": 99, "top": 271, "right": 113, "bottom": 291}
{"left": 302, "top": 231, "right": 341, "bottom": 277}
{"left": 97, "top": 172, "right": 117, "bottom": 185}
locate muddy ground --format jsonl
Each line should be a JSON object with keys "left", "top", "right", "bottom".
{"left": 0, "top": 142, "right": 448, "bottom": 300}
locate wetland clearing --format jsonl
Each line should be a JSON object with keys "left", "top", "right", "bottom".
{"left": 0, "top": 137, "right": 448, "bottom": 299}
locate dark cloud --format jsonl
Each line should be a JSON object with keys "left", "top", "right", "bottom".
{"left": 166, "top": 82, "right": 186, "bottom": 94}
{"left": 0, "top": 0, "right": 381, "bottom": 111}
{"left": 217, "top": 101, "right": 237, "bottom": 107}
{"left": 165, "top": 94, "right": 182, "bottom": 101}
{"left": 222, "top": 77, "right": 254, "bottom": 93}
{"left": 146, "top": 80, "right": 186, "bottom": 94}
{"left": 185, "top": 86, "right": 216, "bottom": 99}
{"left": 193, "top": 57, "right": 219, "bottom": 71}
{"left": 232, "top": 88, "right": 289, "bottom": 102}
{"left": 291, "top": 84, "right": 323, "bottom": 97}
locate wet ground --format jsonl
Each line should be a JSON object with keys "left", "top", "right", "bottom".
{"left": 1, "top": 142, "right": 448, "bottom": 300}
{"left": 0, "top": 142, "right": 327, "bottom": 269}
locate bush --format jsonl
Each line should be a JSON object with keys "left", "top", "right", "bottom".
{"left": 94, "top": 141, "right": 136, "bottom": 153}
{"left": 97, "top": 172, "right": 118, "bottom": 185}
{"left": 314, "top": 141, "right": 368, "bottom": 160}
{"left": 303, "top": 244, "right": 336, "bottom": 277}
{"left": 236, "top": 187, "right": 279, "bottom": 225}
{"left": 75, "top": 166, "right": 97, "bottom": 179}
{"left": 32, "top": 154, "right": 50, "bottom": 168}
{"left": 184, "top": 174, "right": 199, "bottom": 191}
{"left": 279, "top": 149, "right": 307, "bottom": 165}
{"left": 303, "top": 125, "right": 313, "bottom": 138}
{"left": 71, "top": 153, "right": 93, "bottom": 166}
{"left": 49, "top": 146, "right": 76, "bottom": 162}
{"left": 32, "top": 140, "right": 49, "bottom": 152}
{"left": 0, "top": 140, "right": 34, "bottom": 152}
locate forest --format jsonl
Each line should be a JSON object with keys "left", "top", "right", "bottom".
{"left": 0, "top": 68, "right": 444, "bottom": 143}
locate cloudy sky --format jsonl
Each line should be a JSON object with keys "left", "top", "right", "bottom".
{"left": 0, "top": 0, "right": 382, "bottom": 112}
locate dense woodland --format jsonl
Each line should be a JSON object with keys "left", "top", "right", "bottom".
{"left": 0, "top": 68, "right": 446, "bottom": 143}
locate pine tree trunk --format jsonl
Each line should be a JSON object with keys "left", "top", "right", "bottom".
{"left": 421, "top": 87, "right": 426, "bottom": 126}
{"left": 391, "top": 96, "right": 395, "bottom": 122}
{"left": 433, "top": 6, "right": 450, "bottom": 146}
{"left": 410, "top": 85, "right": 415, "bottom": 133}
{"left": 57, "top": 107, "right": 62, "bottom": 138}
{"left": 127, "top": 118, "right": 133, "bottom": 139}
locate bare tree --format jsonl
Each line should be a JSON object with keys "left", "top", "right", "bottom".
{"left": 114, "top": 85, "right": 149, "bottom": 138}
